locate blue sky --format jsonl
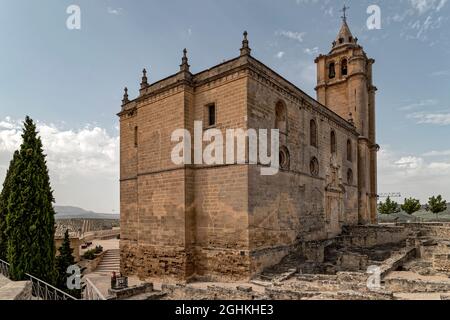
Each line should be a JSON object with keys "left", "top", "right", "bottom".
{"left": 1, "top": 0, "right": 450, "bottom": 212}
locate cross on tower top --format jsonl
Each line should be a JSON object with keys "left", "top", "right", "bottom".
{"left": 341, "top": 4, "right": 350, "bottom": 22}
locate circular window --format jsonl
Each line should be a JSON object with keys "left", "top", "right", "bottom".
{"left": 279, "top": 147, "right": 290, "bottom": 170}
{"left": 347, "top": 169, "right": 353, "bottom": 185}
{"left": 310, "top": 157, "right": 319, "bottom": 176}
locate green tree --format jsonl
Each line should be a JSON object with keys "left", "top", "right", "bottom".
{"left": 378, "top": 196, "right": 401, "bottom": 215}
{"left": 427, "top": 195, "right": 448, "bottom": 220}
{"left": 56, "top": 230, "right": 82, "bottom": 298}
{"left": 401, "top": 197, "right": 421, "bottom": 215}
{"left": 0, "top": 152, "right": 18, "bottom": 260}
{"left": 5, "top": 116, "right": 56, "bottom": 283}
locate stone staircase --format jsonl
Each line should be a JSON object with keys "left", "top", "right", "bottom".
{"left": 94, "top": 249, "right": 120, "bottom": 275}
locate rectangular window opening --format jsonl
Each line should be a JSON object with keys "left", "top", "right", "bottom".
{"left": 208, "top": 104, "right": 216, "bottom": 127}
{"left": 134, "top": 126, "right": 138, "bottom": 147}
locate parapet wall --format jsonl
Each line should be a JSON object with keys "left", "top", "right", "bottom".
{"left": 338, "top": 225, "right": 409, "bottom": 247}
{"left": 396, "top": 222, "right": 450, "bottom": 239}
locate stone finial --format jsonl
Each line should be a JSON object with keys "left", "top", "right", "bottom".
{"left": 180, "top": 48, "right": 190, "bottom": 72}
{"left": 348, "top": 112, "right": 355, "bottom": 125}
{"left": 240, "top": 31, "right": 251, "bottom": 56}
{"left": 122, "top": 87, "right": 129, "bottom": 105}
{"left": 140, "top": 68, "right": 148, "bottom": 89}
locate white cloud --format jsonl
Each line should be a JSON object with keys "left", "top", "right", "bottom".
{"left": 395, "top": 156, "right": 424, "bottom": 169}
{"left": 399, "top": 99, "right": 438, "bottom": 111}
{"left": 408, "top": 111, "right": 450, "bottom": 125}
{"left": 0, "top": 118, "right": 119, "bottom": 213}
{"left": 275, "top": 51, "right": 285, "bottom": 59}
{"left": 296, "top": 0, "right": 320, "bottom": 4}
{"left": 409, "top": 0, "right": 448, "bottom": 14}
{"left": 324, "top": 6, "right": 334, "bottom": 17}
{"left": 379, "top": 146, "right": 450, "bottom": 203}
{"left": 107, "top": 7, "right": 123, "bottom": 15}
{"left": 303, "top": 47, "right": 319, "bottom": 55}
{"left": 430, "top": 69, "right": 450, "bottom": 76}
{"left": 276, "top": 30, "right": 306, "bottom": 43}
{"left": 391, "top": 0, "right": 448, "bottom": 42}
{"left": 407, "top": 14, "right": 444, "bottom": 41}
{"left": 423, "top": 149, "right": 450, "bottom": 156}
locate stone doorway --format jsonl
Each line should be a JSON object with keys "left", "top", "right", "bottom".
{"left": 325, "top": 158, "right": 345, "bottom": 238}
{"left": 325, "top": 192, "right": 343, "bottom": 238}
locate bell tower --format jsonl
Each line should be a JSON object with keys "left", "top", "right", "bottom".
{"left": 315, "top": 9, "right": 378, "bottom": 224}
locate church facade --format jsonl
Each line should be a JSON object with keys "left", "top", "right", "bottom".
{"left": 118, "top": 19, "right": 378, "bottom": 281}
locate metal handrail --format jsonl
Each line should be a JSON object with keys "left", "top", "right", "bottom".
{"left": 0, "top": 259, "right": 10, "bottom": 278}
{"left": 26, "top": 273, "right": 77, "bottom": 300}
{"left": 84, "top": 277, "right": 107, "bottom": 300}
{"left": 0, "top": 258, "right": 77, "bottom": 300}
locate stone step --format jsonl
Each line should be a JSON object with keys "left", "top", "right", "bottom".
{"left": 100, "top": 258, "right": 120, "bottom": 262}
{"left": 97, "top": 263, "right": 119, "bottom": 267}
{"left": 96, "top": 268, "right": 120, "bottom": 272}
{"left": 99, "top": 258, "right": 120, "bottom": 262}
{"left": 92, "top": 250, "right": 121, "bottom": 274}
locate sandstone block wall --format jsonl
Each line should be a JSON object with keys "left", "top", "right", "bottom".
{"left": 119, "top": 53, "right": 370, "bottom": 281}
{"left": 246, "top": 72, "right": 359, "bottom": 274}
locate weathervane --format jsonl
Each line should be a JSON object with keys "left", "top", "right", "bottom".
{"left": 341, "top": 4, "right": 350, "bottom": 22}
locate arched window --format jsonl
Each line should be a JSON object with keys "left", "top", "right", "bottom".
{"left": 310, "top": 119, "right": 318, "bottom": 147}
{"left": 341, "top": 59, "right": 348, "bottom": 76}
{"left": 347, "top": 139, "right": 352, "bottom": 162}
{"left": 275, "top": 101, "right": 287, "bottom": 134}
{"left": 328, "top": 62, "right": 336, "bottom": 79}
{"left": 330, "top": 130, "right": 337, "bottom": 154}
{"left": 347, "top": 169, "right": 354, "bottom": 185}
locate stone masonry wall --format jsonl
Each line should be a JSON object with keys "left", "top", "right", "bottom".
{"left": 119, "top": 51, "right": 369, "bottom": 281}
{"left": 246, "top": 73, "right": 359, "bottom": 274}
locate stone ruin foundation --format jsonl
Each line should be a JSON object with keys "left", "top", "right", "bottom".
{"left": 122, "top": 223, "right": 450, "bottom": 300}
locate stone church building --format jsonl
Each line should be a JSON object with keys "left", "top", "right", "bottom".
{"left": 118, "top": 18, "right": 378, "bottom": 281}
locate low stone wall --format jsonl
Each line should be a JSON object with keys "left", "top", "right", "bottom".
{"left": 161, "top": 283, "right": 263, "bottom": 300}
{"left": 433, "top": 254, "right": 450, "bottom": 272}
{"left": 339, "top": 225, "right": 409, "bottom": 248}
{"left": 385, "top": 277, "right": 450, "bottom": 293}
{"left": 81, "top": 251, "right": 107, "bottom": 274}
{"left": 82, "top": 229, "right": 121, "bottom": 242}
{"left": 265, "top": 287, "right": 393, "bottom": 300}
{"left": 0, "top": 275, "right": 32, "bottom": 300}
{"left": 250, "top": 246, "right": 291, "bottom": 275}
{"left": 108, "top": 283, "right": 154, "bottom": 300}
{"left": 397, "top": 223, "right": 450, "bottom": 239}
{"left": 337, "top": 252, "right": 369, "bottom": 272}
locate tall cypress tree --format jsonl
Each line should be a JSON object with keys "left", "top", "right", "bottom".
{"left": 56, "top": 230, "right": 78, "bottom": 296}
{"left": 0, "top": 152, "right": 18, "bottom": 260}
{"left": 5, "top": 116, "right": 56, "bottom": 283}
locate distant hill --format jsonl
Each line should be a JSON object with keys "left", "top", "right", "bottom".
{"left": 54, "top": 205, "right": 119, "bottom": 220}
